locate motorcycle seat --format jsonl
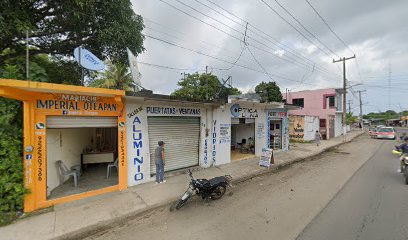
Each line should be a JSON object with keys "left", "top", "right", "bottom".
{"left": 209, "top": 176, "right": 227, "bottom": 186}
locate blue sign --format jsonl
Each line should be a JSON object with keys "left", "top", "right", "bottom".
{"left": 74, "top": 47, "right": 105, "bottom": 71}
{"left": 230, "top": 104, "right": 241, "bottom": 117}
{"left": 25, "top": 154, "right": 33, "bottom": 160}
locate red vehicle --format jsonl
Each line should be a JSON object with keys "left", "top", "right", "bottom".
{"left": 368, "top": 127, "right": 378, "bottom": 138}
{"left": 376, "top": 127, "right": 396, "bottom": 140}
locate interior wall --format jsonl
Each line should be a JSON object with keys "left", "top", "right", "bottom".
{"left": 233, "top": 123, "right": 255, "bottom": 145}
{"left": 47, "top": 128, "right": 94, "bottom": 193}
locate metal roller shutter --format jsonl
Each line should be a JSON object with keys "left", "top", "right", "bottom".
{"left": 148, "top": 116, "right": 200, "bottom": 174}
{"left": 47, "top": 116, "right": 117, "bottom": 128}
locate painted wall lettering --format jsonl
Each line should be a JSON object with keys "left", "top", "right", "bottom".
{"left": 132, "top": 116, "right": 144, "bottom": 181}
{"left": 230, "top": 104, "right": 259, "bottom": 118}
{"left": 127, "top": 106, "right": 143, "bottom": 118}
{"left": 36, "top": 99, "right": 117, "bottom": 112}
{"left": 37, "top": 136, "right": 43, "bottom": 181}
{"left": 119, "top": 130, "right": 125, "bottom": 167}
{"left": 204, "top": 139, "right": 208, "bottom": 165}
{"left": 212, "top": 120, "right": 217, "bottom": 164}
{"left": 146, "top": 106, "right": 201, "bottom": 115}
{"left": 61, "top": 94, "right": 97, "bottom": 102}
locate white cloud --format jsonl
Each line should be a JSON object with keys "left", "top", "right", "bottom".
{"left": 132, "top": 0, "right": 408, "bottom": 113}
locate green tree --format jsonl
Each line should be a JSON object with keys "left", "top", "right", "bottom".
{"left": 346, "top": 113, "right": 358, "bottom": 125}
{"left": 2, "top": 52, "right": 82, "bottom": 85}
{"left": 171, "top": 73, "right": 240, "bottom": 101}
{"left": 89, "top": 62, "right": 134, "bottom": 91}
{"left": 0, "top": 68, "right": 24, "bottom": 225}
{"left": 0, "top": 0, "right": 144, "bottom": 66}
{"left": 254, "top": 81, "right": 283, "bottom": 103}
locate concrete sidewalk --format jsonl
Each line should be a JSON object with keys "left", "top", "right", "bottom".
{"left": 0, "top": 131, "right": 364, "bottom": 240}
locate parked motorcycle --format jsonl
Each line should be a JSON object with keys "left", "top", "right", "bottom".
{"left": 173, "top": 170, "right": 232, "bottom": 210}
{"left": 392, "top": 148, "right": 408, "bottom": 184}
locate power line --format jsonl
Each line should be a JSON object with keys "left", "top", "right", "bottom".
{"left": 304, "top": 0, "right": 355, "bottom": 55}
{"left": 199, "top": 0, "right": 338, "bottom": 76}
{"left": 157, "top": 0, "right": 337, "bottom": 78}
{"left": 272, "top": 0, "right": 340, "bottom": 58}
{"left": 174, "top": 0, "right": 324, "bottom": 74}
{"left": 246, "top": 45, "right": 275, "bottom": 81}
{"left": 138, "top": 61, "right": 204, "bottom": 72}
{"left": 143, "top": 25, "right": 255, "bottom": 67}
{"left": 145, "top": 34, "right": 320, "bottom": 85}
{"left": 260, "top": 0, "right": 335, "bottom": 59}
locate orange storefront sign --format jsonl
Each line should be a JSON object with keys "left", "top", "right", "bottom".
{"left": 0, "top": 79, "right": 127, "bottom": 212}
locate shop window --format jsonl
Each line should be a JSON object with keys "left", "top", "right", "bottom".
{"left": 328, "top": 96, "right": 335, "bottom": 107}
{"left": 320, "top": 119, "right": 326, "bottom": 127}
{"left": 292, "top": 98, "right": 304, "bottom": 108}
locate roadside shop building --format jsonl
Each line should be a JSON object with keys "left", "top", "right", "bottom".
{"left": 211, "top": 94, "right": 294, "bottom": 165}
{"left": 0, "top": 79, "right": 127, "bottom": 212}
{"left": 125, "top": 92, "right": 220, "bottom": 186}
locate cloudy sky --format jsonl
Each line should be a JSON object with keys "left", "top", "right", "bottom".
{"left": 131, "top": 0, "right": 408, "bottom": 114}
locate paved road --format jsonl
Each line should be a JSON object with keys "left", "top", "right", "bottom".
{"left": 297, "top": 131, "right": 408, "bottom": 240}
{"left": 82, "top": 135, "right": 394, "bottom": 240}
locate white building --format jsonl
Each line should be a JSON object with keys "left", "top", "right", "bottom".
{"left": 126, "top": 92, "right": 295, "bottom": 186}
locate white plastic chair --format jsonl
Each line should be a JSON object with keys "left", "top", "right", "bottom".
{"left": 107, "top": 158, "right": 118, "bottom": 178}
{"left": 55, "top": 160, "right": 80, "bottom": 187}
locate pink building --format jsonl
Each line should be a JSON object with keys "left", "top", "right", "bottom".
{"left": 283, "top": 88, "right": 344, "bottom": 139}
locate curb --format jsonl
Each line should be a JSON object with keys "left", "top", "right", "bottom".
{"left": 57, "top": 132, "right": 364, "bottom": 240}
{"left": 231, "top": 132, "right": 364, "bottom": 185}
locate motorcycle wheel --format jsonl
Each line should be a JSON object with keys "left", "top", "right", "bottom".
{"left": 175, "top": 199, "right": 188, "bottom": 210}
{"left": 211, "top": 185, "right": 226, "bottom": 200}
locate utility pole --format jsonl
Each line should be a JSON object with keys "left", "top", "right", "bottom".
{"left": 357, "top": 90, "right": 366, "bottom": 129}
{"left": 26, "top": 30, "right": 30, "bottom": 81}
{"left": 333, "top": 55, "right": 356, "bottom": 142}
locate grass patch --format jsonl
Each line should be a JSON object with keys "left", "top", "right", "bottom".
{"left": 0, "top": 211, "right": 20, "bottom": 226}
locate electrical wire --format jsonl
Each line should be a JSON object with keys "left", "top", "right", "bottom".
{"left": 202, "top": 0, "right": 338, "bottom": 76}
{"left": 157, "top": 0, "right": 337, "bottom": 78}
{"left": 272, "top": 0, "right": 340, "bottom": 58}
{"left": 304, "top": 0, "right": 355, "bottom": 55}
{"left": 138, "top": 61, "right": 203, "bottom": 72}
{"left": 145, "top": 34, "right": 321, "bottom": 85}
{"left": 174, "top": 0, "right": 324, "bottom": 74}
{"left": 260, "top": 0, "right": 334, "bottom": 59}
{"left": 246, "top": 45, "right": 275, "bottom": 81}
{"left": 143, "top": 25, "right": 255, "bottom": 67}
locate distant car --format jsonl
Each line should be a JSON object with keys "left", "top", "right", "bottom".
{"left": 376, "top": 127, "right": 396, "bottom": 140}
{"left": 368, "top": 127, "right": 378, "bottom": 138}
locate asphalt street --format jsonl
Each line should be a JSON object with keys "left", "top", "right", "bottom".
{"left": 297, "top": 130, "right": 408, "bottom": 240}
{"left": 82, "top": 134, "right": 404, "bottom": 240}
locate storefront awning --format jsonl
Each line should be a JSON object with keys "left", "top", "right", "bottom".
{"left": 230, "top": 99, "right": 284, "bottom": 109}
{"left": 283, "top": 104, "right": 301, "bottom": 110}
{"left": 0, "top": 79, "right": 125, "bottom": 100}
{"left": 125, "top": 93, "right": 223, "bottom": 107}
